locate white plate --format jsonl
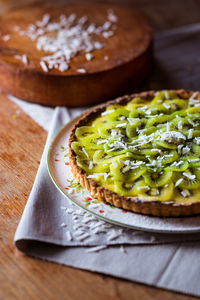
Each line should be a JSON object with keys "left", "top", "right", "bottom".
{"left": 47, "top": 116, "right": 200, "bottom": 234}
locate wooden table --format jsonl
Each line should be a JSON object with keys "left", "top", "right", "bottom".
{"left": 0, "top": 1, "right": 199, "bottom": 299}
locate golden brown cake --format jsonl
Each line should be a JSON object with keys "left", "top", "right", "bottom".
{"left": 0, "top": 3, "right": 152, "bottom": 106}
{"left": 69, "top": 90, "right": 200, "bottom": 217}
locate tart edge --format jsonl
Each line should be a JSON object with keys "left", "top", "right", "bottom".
{"left": 69, "top": 89, "right": 200, "bottom": 217}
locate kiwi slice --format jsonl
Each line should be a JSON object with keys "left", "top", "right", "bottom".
{"left": 174, "top": 188, "right": 199, "bottom": 203}
{"left": 104, "top": 144, "right": 146, "bottom": 159}
{"left": 146, "top": 114, "right": 173, "bottom": 128}
{"left": 164, "top": 99, "right": 188, "bottom": 111}
{"left": 126, "top": 118, "right": 147, "bottom": 138}
{"left": 180, "top": 143, "right": 200, "bottom": 159}
{"left": 190, "top": 129, "right": 200, "bottom": 138}
{"left": 166, "top": 160, "right": 189, "bottom": 172}
{"left": 114, "top": 179, "right": 145, "bottom": 197}
{"left": 110, "top": 160, "right": 146, "bottom": 181}
{"left": 151, "top": 91, "right": 179, "bottom": 104}
{"left": 145, "top": 104, "right": 168, "bottom": 115}
{"left": 158, "top": 150, "right": 179, "bottom": 165}
{"left": 72, "top": 90, "right": 200, "bottom": 201}
{"left": 186, "top": 114, "right": 200, "bottom": 126}
{"left": 187, "top": 107, "right": 200, "bottom": 114}
{"left": 126, "top": 120, "right": 141, "bottom": 138}
{"left": 138, "top": 180, "right": 174, "bottom": 201}
{"left": 75, "top": 126, "right": 97, "bottom": 138}
{"left": 171, "top": 110, "right": 187, "bottom": 118}
{"left": 106, "top": 108, "right": 130, "bottom": 122}
{"left": 98, "top": 122, "right": 123, "bottom": 137}
{"left": 170, "top": 118, "right": 191, "bottom": 131}
{"left": 81, "top": 134, "right": 105, "bottom": 150}
{"left": 189, "top": 159, "right": 200, "bottom": 168}
{"left": 140, "top": 149, "right": 161, "bottom": 159}
{"left": 93, "top": 150, "right": 113, "bottom": 163}
{"left": 154, "top": 140, "right": 178, "bottom": 150}
{"left": 173, "top": 168, "right": 200, "bottom": 190}
{"left": 126, "top": 97, "right": 148, "bottom": 110}
{"left": 71, "top": 141, "right": 84, "bottom": 155}
{"left": 92, "top": 115, "right": 109, "bottom": 127}
{"left": 129, "top": 109, "right": 146, "bottom": 119}
{"left": 71, "top": 142, "right": 95, "bottom": 159}
{"left": 77, "top": 158, "right": 110, "bottom": 173}
{"left": 141, "top": 149, "right": 178, "bottom": 165}
{"left": 143, "top": 169, "right": 172, "bottom": 187}
{"left": 142, "top": 126, "right": 157, "bottom": 136}
{"left": 94, "top": 151, "right": 134, "bottom": 165}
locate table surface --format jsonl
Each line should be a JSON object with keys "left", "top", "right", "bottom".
{"left": 0, "top": 1, "right": 200, "bottom": 299}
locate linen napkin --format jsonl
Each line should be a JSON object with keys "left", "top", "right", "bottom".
{"left": 14, "top": 106, "right": 200, "bottom": 248}
{"left": 14, "top": 24, "right": 200, "bottom": 297}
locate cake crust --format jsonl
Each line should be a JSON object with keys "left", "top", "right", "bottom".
{"left": 0, "top": 3, "right": 152, "bottom": 106}
{"left": 69, "top": 90, "right": 200, "bottom": 217}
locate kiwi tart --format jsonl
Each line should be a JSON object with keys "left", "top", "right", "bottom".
{"left": 69, "top": 90, "right": 200, "bottom": 217}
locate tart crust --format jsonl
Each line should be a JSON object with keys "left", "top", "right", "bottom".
{"left": 69, "top": 90, "right": 200, "bottom": 217}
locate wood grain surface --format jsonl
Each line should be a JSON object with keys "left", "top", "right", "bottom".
{"left": 0, "top": 93, "right": 197, "bottom": 300}
{"left": 0, "top": 1, "right": 200, "bottom": 300}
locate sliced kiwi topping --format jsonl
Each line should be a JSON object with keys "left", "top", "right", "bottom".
{"left": 72, "top": 91, "right": 200, "bottom": 202}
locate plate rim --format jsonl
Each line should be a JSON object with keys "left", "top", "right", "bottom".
{"left": 47, "top": 117, "right": 200, "bottom": 235}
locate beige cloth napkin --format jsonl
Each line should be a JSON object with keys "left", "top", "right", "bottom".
{"left": 15, "top": 24, "right": 200, "bottom": 297}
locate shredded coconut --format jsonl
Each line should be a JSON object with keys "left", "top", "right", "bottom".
{"left": 183, "top": 172, "right": 196, "bottom": 180}
{"left": 66, "top": 230, "right": 73, "bottom": 241}
{"left": 76, "top": 232, "right": 90, "bottom": 241}
{"left": 18, "top": 10, "right": 118, "bottom": 72}
{"left": 101, "top": 109, "right": 115, "bottom": 116}
{"left": 77, "top": 68, "right": 87, "bottom": 74}
{"left": 164, "top": 90, "right": 170, "bottom": 99}
{"left": 86, "top": 245, "right": 107, "bottom": 253}
{"left": 82, "top": 147, "right": 89, "bottom": 158}
{"left": 181, "top": 190, "right": 190, "bottom": 198}
{"left": 85, "top": 53, "right": 94, "bottom": 61}
{"left": 188, "top": 128, "right": 194, "bottom": 139}
{"left": 40, "top": 60, "right": 48, "bottom": 72}
{"left": 2, "top": 34, "right": 10, "bottom": 41}
{"left": 175, "top": 178, "right": 183, "bottom": 187}
{"left": 161, "top": 131, "right": 186, "bottom": 143}
{"left": 15, "top": 54, "right": 29, "bottom": 65}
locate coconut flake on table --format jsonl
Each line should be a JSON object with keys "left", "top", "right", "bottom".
{"left": 40, "top": 61, "right": 49, "bottom": 72}
{"left": 62, "top": 204, "right": 129, "bottom": 246}
{"left": 85, "top": 53, "right": 94, "bottom": 61}
{"left": 108, "top": 9, "right": 118, "bottom": 23}
{"left": 76, "top": 232, "right": 90, "bottom": 241}
{"left": 15, "top": 54, "right": 29, "bottom": 65}
{"left": 2, "top": 34, "right": 10, "bottom": 41}
{"left": 16, "top": 10, "right": 118, "bottom": 73}
{"left": 66, "top": 230, "right": 73, "bottom": 241}
{"left": 77, "top": 68, "right": 87, "bottom": 74}
{"left": 86, "top": 245, "right": 107, "bottom": 253}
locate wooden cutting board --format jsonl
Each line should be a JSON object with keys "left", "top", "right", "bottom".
{"left": 0, "top": 2, "right": 152, "bottom": 106}
{"left": 0, "top": 92, "right": 198, "bottom": 300}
